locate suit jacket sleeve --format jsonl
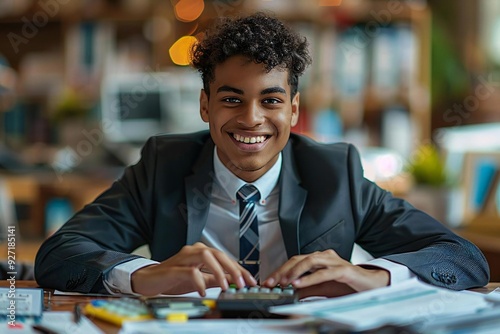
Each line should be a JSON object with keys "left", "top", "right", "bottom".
{"left": 346, "top": 144, "right": 490, "bottom": 290}
{"left": 34, "top": 137, "right": 160, "bottom": 293}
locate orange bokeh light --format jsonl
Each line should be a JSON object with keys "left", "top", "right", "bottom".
{"left": 175, "top": 0, "right": 205, "bottom": 22}
{"left": 319, "top": 0, "right": 343, "bottom": 6}
{"left": 169, "top": 35, "right": 198, "bottom": 66}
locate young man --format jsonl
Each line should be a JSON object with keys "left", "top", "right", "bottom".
{"left": 35, "top": 13, "right": 489, "bottom": 297}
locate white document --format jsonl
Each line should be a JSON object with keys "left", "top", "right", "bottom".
{"left": 160, "top": 287, "right": 222, "bottom": 299}
{"left": 0, "top": 311, "right": 103, "bottom": 334}
{"left": 37, "top": 311, "right": 103, "bottom": 334}
{"left": 270, "top": 278, "right": 492, "bottom": 331}
{"left": 119, "top": 318, "right": 315, "bottom": 334}
{"left": 415, "top": 307, "right": 500, "bottom": 333}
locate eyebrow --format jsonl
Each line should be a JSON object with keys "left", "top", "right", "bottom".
{"left": 216, "top": 85, "right": 287, "bottom": 96}
{"left": 261, "top": 87, "right": 287, "bottom": 95}
{"left": 216, "top": 85, "right": 244, "bottom": 95}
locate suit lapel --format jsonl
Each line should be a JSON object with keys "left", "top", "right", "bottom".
{"left": 279, "top": 141, "right": 308, "bottom": 258}
{"left": 185, "top": 139, "right": 215, "bottom": 245}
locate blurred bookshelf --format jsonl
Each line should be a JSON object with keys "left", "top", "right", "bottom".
{"left": 0, "top": 0, "right": 433, "bottom": 239}
{"left": 0, "top": 0, "right": 180, "bottom": 240}
{"left": 243, "top": 0, "right": 432, "bottom": 159}
{"left": 1, "top": 0, "right": 432, "bottom": 156}
{"left": 2, "top": 0, "right": 499, "bottom": 251}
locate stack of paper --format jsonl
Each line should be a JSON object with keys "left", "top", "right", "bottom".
{"left": 269, "top": 278, "right": 492, "bottom": 331}
{"left": 1, "top": 311, "right": 103, "bottom": 334}
{"left": 120, "top": 318, "right": 315, "bottom": 334}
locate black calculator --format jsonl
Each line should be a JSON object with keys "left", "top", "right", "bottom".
{"left": 216, "top": 285, "right": 298, "bottom": 318}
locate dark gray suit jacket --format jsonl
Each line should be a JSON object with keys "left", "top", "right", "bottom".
{"left": 34, "top": 131, "right": 490, "bottom": 293}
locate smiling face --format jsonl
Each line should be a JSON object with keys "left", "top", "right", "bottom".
{"left": 200, "top": 56, "right": 300, "bottom": 182}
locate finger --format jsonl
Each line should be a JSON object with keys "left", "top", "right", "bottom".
{"left": 291, "top": 267, "right": 348, "bottom": 288}
{"left": 262, "top": 255, "right": 307, "bottom": 287}
{"left": 192, "top": 241, "right": 209, "bottom": 249}
{"left": 240, "top": 269, "right": 258, "bottom": 287}
{"left": 177, "top": 244, "right": 254, "bottom": 289}
{"left": 292, "top": 263, "right": 387, "bottom": 294}
{"left": 205, "top": 272, "right": 228, "bottom": 289}
{"left": 211, "top": 250, "right": 257, "bottom": 288}
{"left": 190, "top": 267, "right": 209, "bottom": 297}
{"left": 164, "top": 268, "right": 209, "bottom": 297}
{"left": 188, "top": 243, "right": 243, "bottom": 287}
{"left": 286, "top": 256, "right": 342, "bottom": 284}
{"left": 195, "top": 248, "right": 230, "bottom": 290}
{"left": 165, "top": 243, "right": 210, "bottom": 267}
{"left": 280, "top": 251, "right": 347, "bottom": 286}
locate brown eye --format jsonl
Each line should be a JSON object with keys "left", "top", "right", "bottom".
{"left": 263, "top": 98, "right": 281, "bottom": 104}
{"left": 222, "top": 97, "right": 241, "bottom": 103}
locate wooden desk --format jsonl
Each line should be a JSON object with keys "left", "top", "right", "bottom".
{"left": 2, "top": 281, "right": 499, "bottom": 333}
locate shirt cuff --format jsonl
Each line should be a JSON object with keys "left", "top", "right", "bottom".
{"left": 103, "top": 258, "right": 159, "bottom": 295}
{"left": 361, "top": 258, "right": 416, "bottom": 285}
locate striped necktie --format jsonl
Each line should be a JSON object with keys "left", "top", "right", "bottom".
{"left": 237, "top": 184, "right": 261, "bottom": 281}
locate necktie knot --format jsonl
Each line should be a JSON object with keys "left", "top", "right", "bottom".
{"left": 237, "top": 184, "right": 260, "bottom": 204}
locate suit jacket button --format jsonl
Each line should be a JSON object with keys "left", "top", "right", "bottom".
{"left": 431, "top": 272, "right": 457, "bottom": 285}
{"left": 431, "top": 272, "right": 442, "bottom": 282}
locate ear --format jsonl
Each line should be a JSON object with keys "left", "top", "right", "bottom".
{"left": 199, "top": 89, "right": 209, "bottom": 123}
{"left": 291, "top": 92, "right": 300, "bottom": 127}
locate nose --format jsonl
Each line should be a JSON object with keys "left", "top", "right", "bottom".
{"left": 237, "top": 101, "right": 264, "bottom": 127}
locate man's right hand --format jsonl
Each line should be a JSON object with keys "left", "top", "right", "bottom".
{"left": 131, "top": 242, "right": 257, "bottom": 296}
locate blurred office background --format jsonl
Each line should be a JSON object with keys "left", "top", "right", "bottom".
{"left": 1, "top": 0, "right": 500, "bottom": 278}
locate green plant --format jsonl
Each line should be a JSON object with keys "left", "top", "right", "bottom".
{"left": 406, "top": 144, "right": 448, "bottom": 186}
{"left": 51, "top": 89, "right": 89, "bottom": 123}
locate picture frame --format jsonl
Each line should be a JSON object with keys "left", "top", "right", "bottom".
{"left": 461, "top": 151, "right": 500, "bottom": 231}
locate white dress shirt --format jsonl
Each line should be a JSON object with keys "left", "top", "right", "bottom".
{"left": 104, "top": 148, "right": 415, "bottom": 294}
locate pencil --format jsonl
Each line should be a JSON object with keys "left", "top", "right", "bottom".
{"left": 73, "top": 303, "right": 82, "bottom": 324}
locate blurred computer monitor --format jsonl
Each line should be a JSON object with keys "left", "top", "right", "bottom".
{"left": 100, "top": 69, "right": 207, "bottom": 146}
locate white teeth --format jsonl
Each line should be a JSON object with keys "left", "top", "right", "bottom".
{"left": 233, "top": 134, "right": 266, "bottom": 144}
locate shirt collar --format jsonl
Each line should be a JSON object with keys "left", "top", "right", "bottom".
{"left": 213, "top": 147, "right": 282, "bottom": 203}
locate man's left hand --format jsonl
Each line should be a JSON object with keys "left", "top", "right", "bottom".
{"left": 261, "top": 249, "right": 390, "bottom": 298}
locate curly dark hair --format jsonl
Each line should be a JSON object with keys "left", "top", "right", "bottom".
{"left": 191, "top": 12, "right": 312, "bottom": 99}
